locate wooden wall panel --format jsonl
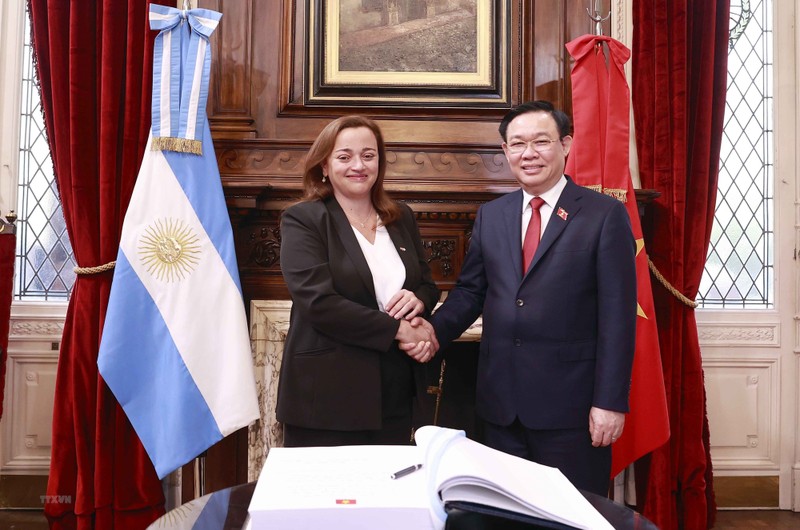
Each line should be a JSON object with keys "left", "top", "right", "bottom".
{"left": 205, "top": 0, "right": 257, "bottom": 138}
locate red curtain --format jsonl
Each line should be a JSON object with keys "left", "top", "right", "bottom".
{"left": 0, "top": 230, "right": 14, "bottom": 419}
{"left": 29, "top": 1, "right": 169, "bottom": 527}
{"left": 632, "top": 1, "right": 729, "bottom": 529}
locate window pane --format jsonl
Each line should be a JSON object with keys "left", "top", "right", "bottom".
{"left": 15, "top": 9, "right": 76, "bottom": 300}
{"left": 699, "top": 0, "right": 773, "bottom": 308}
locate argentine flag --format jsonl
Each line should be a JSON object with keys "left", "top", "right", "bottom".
{"left": 98, "top": 5, "right": 258, "bottom": 479}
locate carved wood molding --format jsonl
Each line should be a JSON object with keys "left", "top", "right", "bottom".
{"left": 10, "top": 319, "right": 64, "bottom": 339}
{"left": 248, "top": 225, "right": 282, "bottom": 269}
{"left": 216, "top": 142, "right": 513, "bottom": 186}
{"left": 424, "top": 238, "right": 457, "bottom": 278}
{"left": 698, "top": 323, "right": 779, "bottom": 346}
{"left": 238, "top": 216, "right": 472, "bottom": 272}
{"left": 217, "top": 144, "right": 306, "bottom": 177}
{"left": 613, "top": 0, "right": 628, "bottom": 44}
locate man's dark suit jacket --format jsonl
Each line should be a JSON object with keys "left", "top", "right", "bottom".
{"left": 432, "top": 178, "right": 637, "bottom": 431}
{"left": 277, "top": 197, "right": 439, "bottom": 431}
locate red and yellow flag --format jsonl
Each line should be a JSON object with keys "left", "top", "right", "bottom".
{"left": 565, "top": 34, "right": 670, "bottom": 476}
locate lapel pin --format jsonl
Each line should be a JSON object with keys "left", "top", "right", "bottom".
{"left": 399, "top": 247, "right": 406, "bottom": 252}
{"left": 557, "top": 207, "right": 568, "bottom": 221}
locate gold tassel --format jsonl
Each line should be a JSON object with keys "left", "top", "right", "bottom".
{"left": 151, "top": 136, "right": 203, "bottom": 155}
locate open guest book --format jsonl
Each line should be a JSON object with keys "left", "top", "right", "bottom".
{"left": 247, "top": 426, "right": 613, "bottom": 529}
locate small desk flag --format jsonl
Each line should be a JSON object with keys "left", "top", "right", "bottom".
{"left": 98, "top": 5, "right": 258, "bottom": 479}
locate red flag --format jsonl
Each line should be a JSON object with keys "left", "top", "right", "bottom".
{"left": 565, "top": 34, "right": 670, "bottom": 476}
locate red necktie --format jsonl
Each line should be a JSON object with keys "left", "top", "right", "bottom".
{"left": 522, "top": 197, "right": 546, "bottom": 272}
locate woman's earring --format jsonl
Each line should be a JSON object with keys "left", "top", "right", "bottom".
{"left": 322, "top": 175, "right": 327, "bottom": 183}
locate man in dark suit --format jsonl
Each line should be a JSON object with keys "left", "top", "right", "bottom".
{"left": 420, "top": 101, "right": 637, "bottom": 495}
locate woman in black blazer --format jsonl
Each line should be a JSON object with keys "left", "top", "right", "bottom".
{"left": 276, "top": 115, "right": 440, "bottom": 446}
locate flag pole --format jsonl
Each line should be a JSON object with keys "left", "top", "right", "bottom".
{"left": 194, "top": 451, "right": 207, "bottom": 498}
{"left": 586, "top": 0, "right": 610, "bottom": 36}
{"left": 426, "top": 359, "right": 447, "bottom": 426}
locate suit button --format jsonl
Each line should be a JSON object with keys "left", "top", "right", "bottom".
{"left": 514, "top": 339, "right": 521, "bottom": 346}
{"left": 516, "top": 299, "right": 524, "bottom": 307}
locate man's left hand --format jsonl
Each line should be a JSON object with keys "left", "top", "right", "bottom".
{"left": 589, "top": 407, "right": 625, "bottom": 447}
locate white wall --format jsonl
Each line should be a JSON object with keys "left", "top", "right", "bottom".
{"left": 0, "top": 0, "right": 63, "bottom": 477}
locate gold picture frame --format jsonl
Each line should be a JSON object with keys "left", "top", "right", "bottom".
{"left": 306, "top": 0, "right": 509, "bottom": 106}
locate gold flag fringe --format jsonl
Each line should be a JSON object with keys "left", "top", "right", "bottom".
{"left": 602, "top": 188, "right": 627, "bottom": 202}
{"left": 582, "top": 184, "right": 628, "bottom": 202}
{"left": 151, "top": 136, "right": 203, "bottom": 155}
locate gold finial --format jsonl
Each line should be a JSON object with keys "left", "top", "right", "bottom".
{"left": 0, "top": 210, "right": 17, "bottom": 234}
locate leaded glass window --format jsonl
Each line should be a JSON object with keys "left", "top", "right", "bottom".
{"left": 14, "top": 10, "right": 76, "bottom": 300}
{"left": 698, "top": 0, "right": 773, "bottom": 308}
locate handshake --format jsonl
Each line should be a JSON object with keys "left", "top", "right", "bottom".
{"left": 395, "top": 317, "right": 439, "bottom": 364}
{"left": 385, "top": 288, "right": 438, "bottom": 363}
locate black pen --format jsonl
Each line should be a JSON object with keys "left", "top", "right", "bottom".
{"left": 389, "top": 463, "right": 423, "bottom": 480}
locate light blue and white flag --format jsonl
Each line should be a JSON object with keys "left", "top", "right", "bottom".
{"left": 98, "top": 5, "right": 258, "bottom": 479}
{"left": 149, "top": 3, "right": 219, "bottom": 155}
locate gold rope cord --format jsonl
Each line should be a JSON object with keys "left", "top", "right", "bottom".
{"left": 74, "top": 261, "right": 116, "bottom": 275}
{"left": 648, "top": 258, "right": 698, "bottom": 308}
{"left": 585, "top": 184, "right": 697, "bottom": 308}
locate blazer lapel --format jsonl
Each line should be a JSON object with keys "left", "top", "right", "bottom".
{"left": 326, "top": 198, "right": 377, "bottom": 301}
{"left": 525, "top": 179, "right": 584, "bottom": 275}
{"left": 503, "top": 190, "right": 525, "bottom": 280}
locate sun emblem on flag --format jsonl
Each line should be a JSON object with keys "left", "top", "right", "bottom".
{"left": 138, "top": 218, "right": 201, "bottom": 282}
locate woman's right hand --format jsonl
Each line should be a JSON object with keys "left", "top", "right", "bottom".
{"left": 396, "top": 318, "right": 439, "bottom": 363}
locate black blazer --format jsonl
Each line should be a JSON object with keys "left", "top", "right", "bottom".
{"left": 432, "top": 178, "right": 637, "bottom": 430}
{"left": 276, "top": 196, "right": 440, "bottom": 430}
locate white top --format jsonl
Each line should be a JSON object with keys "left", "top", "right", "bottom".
{"left": 352, "top": 221, "right": 406, "bottom": 313}
{"left": 520, "top": 175, "right": 568, "bottom": 246}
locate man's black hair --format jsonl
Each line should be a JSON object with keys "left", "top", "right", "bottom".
{"left": 498, "top": 101, "right": 572, "bottom": 142}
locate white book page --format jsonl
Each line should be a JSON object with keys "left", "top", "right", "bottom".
{"left": 248, "top": 445, "right": 435, "bottom": 529}
{"left": 251, "top": 445, "right": 426, "bottom": 510}
{"left": 415, "top": 426, "right": 613, "bottom": 530}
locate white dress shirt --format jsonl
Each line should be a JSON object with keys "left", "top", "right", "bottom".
{"left": 520, "top": 175, "right": 568, "bottom": 246}
{"left": 352, "top": 222, "right": 406, "bottom": 313}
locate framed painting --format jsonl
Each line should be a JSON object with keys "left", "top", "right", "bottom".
{"left": 306, "top": 0, "right": 509, "bottom": 106}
